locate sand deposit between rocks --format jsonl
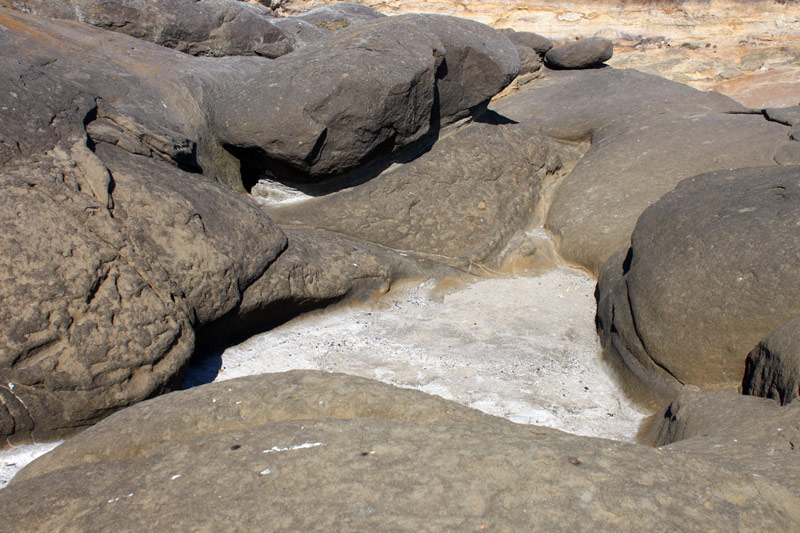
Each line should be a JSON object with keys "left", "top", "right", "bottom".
{"left": 184, "top": 268, "right": 647, "bottom": 441}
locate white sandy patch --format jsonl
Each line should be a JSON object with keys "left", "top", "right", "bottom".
{"left": 1, "top": 441, "right": 63, "bottom": 489}
{"left": 185, "top": 267, "right": 648, "bottom": 442}
{"left": 1, "top": 268, "right": 647, "bottom": 489}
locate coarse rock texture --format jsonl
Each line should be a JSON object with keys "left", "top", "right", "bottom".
{"left": 0, "top": 6, "right": 521, "bottom": 441}
{"left": 492, "top": 67, "right": 789, "bottom": 275}
{"left": 213, "top": 13, "right": 520, "bottom": 182}
{"left": 596, "top": 165, "right": 800, "bottom": 404}
{"left": 0, "top": 0, "right": 294, "bottom": 58}
{"left": 198, "top": 226, "right": 454, "bottom": 348}
{"left": 0, "top": 9, "right": 291, "bottom": 441}
{"left": 742, "top": 317, "right": 800, "bottom": 406}
{"left": 3, "top": 371, "right": 799, "bottom": 530}
{"left": 0, "top": 142, "right": 287, "bottom": 442}
{"left": 544, "top": 37, "right": 613, "bottom": 69}
{"left": 648, "top": 386, "right": 800, "bottom": 490}
{"left": 271, "top": 2, "right": 385, "bottom": 48}
{"left": 265, "top": 119, "right": 563, "bottom": 270}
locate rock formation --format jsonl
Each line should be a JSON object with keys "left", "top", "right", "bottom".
{"left": 2, "top": 371, "right": 799, "bottom": 529}
{"left": 1, "top": 0, "right": 800, "bottom": 528}
{"left": 0, "top": 4, "right": 513, "bottom": 441}
{"left": 275, "top": 0, "right": 800, "bottom": 108}
{"left": 596, "top": 165, "right": 800, "bottom": 403}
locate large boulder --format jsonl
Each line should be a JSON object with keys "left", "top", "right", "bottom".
{"left": 265, "top": 119, "right": 563, "bottom": 270}
{"left": 596, "top": 165, "right": 800, "bottom": 403}
{"left": 3, "top": 371, "right": 799, "bottom": 529}
{"left": 492, "top": 68, "right": 790, "bottom": 275}
{"left": 0, "top": 143, "right": 287, "bottom": 442}
{"left": 212, "top": 13, "right": 520, "bottom": 182}
{"left": 0, "top": 0, "right": 293, "bottom": 57}
{"left": 544, "top": 37, "right": 613, "bottom": 69}
{"left": 0, "top": 8, "right": 452, "bottom": 441}
{"left": 742, "top": 317, "right": 800, "bottom": 405}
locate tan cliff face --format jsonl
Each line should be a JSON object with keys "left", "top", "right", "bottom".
{"left": 273, "top": 0, "right": 800, "bottom": 108}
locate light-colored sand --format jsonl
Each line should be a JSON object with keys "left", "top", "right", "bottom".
{"left": 1, "top": 267, "right": 648, "bottom": 488}
{"left": 185, "top": 267, "right": 647, "bottom": 441}
{"left": 0, "top": 441, "right": 62, "bottom": 489}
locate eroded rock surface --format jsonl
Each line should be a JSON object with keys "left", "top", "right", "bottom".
{"left": 1, "top": 0, "right": 294, "bottom": 57}
{"left": 650, "top": 386, "right": 800, "bottom": 490}
{"left": 3, "top": 6, "right": 497, "bottom": 440}
{"left": 3, "top": 371, "right": 799, "bottom": 530}
{"left": 265, "top": 119, "right": 563, "bottom": 270}
{"left": 213, "top": 13, "right": 519, "bottom": 182}
{"left": 492, "top": 68, "right": 789, "bottom": 275}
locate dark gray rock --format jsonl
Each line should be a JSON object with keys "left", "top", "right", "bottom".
{"left": 212, "top": 13, "right": 519, "bottom": 182}
{"left": 499, "top": 28, "right": 553, "bottom": 55}
{"left": 0, "top": 0, "right": 294, "bottom": 58}
{"left": 492, "top": 68, "right": 788, "bottom": 275}
{"left": 596, "top": 165, "right": 800, "bottom": 403}
{"left": 765, "top": 105, "right": 800, "bottom": 127}
{"left": 743, "top": 318, "right": 800, "bottom": 405}
{"left": 265, "top": 119, "right": 563, "bottom": 270}
{"left": 516, "top": 45, "right": 543, "bottom": 74}
{"left": 272, "top": 3, "right": 386, "bottom": 49}
{"left": 545, "top": 37, "right": 613, "bottom": 69}
{"left": 4, "top": 371, "right": 799, "bottom": 530}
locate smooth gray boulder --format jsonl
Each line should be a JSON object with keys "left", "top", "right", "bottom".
{"left": 492, "top": 68, "right": 789, "bottom": 275}
{"left": 198, "top": 226, "right": 454, "bottom": 348}
{"left": 265, "top": 119, "right": 563, "bottom": 270}
{"left": 545, "top": 37, "right": 613, "bottom": 69}
{"left": 3, "top": 371, "right": 799, "bottom": 530}
{"left": 596, "top": 165, "right": 800, "bottom": 403}
{"left": 0, "top": 0, "right": 293, "bottom": 57}
{"left": 499, "top": 28, "right": 553, "bottom": 55}
{"left": 213, "top": 13, "right": 519, "bottom": 182}
{"left": 742, "top": 318, "right": 800, "bottom": 405}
